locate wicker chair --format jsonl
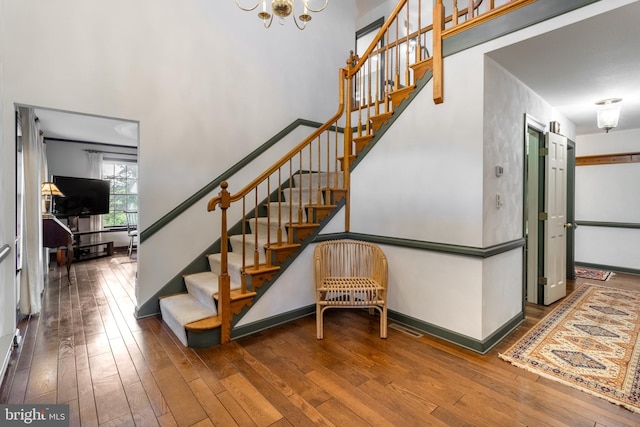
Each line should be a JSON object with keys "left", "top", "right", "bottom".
{"left": 314, "top": 240, "right": 388, "bottom": 339}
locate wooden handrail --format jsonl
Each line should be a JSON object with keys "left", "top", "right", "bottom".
{"left": 208, "top": 67, "right": 347, "bottom": 212}
{"left": 348, "top": 0, "right": 409, "bottom": 77}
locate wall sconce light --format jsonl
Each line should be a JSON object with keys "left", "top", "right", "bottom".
{"left": 595, "top": 98, "right": 622, "bottom": 133}
{"left": 41, "top": 182, "right": 64, "bottom": 216}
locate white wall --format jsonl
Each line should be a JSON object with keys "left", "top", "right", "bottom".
{"left": 483, "top": 58, "right": 575, "bottom": 247}
{"left": 2, "top": 0, "right": 356, "bottom": 310}
{"left": 0, "top": 0, "right": 17, "bottom": 380}
{"left": 238, "top": 0, "right": 634, "bottom": 343}
{"left": 575, "top": 128, "right": 640, "bottom": 271}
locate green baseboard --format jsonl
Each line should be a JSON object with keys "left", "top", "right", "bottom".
{"left": 575, "top": 262, "right": 640, "bottom": 277}
{"left": 388, "top": 310, "right": 524, "bottom": 354}
{"left": 231, "top": 305, "right": 316, "bottom": 340}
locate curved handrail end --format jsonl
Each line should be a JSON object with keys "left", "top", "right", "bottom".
{"left": 208, "top": 181, "right": 230, "bottom": 212}
{"left": 207, "top": 197, "right": 221, "bottom": 212}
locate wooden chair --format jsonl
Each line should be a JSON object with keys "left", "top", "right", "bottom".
{"left": 314, "top": 240, "right": 388, "bottom": 339}
{"left": 124, "top": 210, "right": 138, "bottom": 258}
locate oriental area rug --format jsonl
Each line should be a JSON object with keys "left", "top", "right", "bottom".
{"left": 575, "top": 266, "right": 612, "bottom": 281}
{"left": 499, "top": 284, "right": 640, "bottom": 413}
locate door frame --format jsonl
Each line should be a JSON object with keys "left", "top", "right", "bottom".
{"left": 566, "top": 139, "right": 576, "bottom": 280}
{"left": 523, "top": 115, "right": 576, "bottom": 305}
{"left": 524, "top": 115, "right": 545, "bottom": 304}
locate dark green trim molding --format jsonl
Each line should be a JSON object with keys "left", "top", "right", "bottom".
{"left": 140, "top": 119, "right": 328, "bottom": 243}
{"left": 134, "top": 239, "right": 222, "bottom": 318}
{"left": 231, "top": 305, "right": 316, "bottom": 340}
{"left": 388, "top": 310, "right": 524, "bottom": 354}
{"left": 576, "top": 221, "right": 640, "bottom": 229}
{"left": 316, "top": 232, "right": 525, "bottom": 258}
{"left": 576, "top": 262, "right": 640, "bottom": 277}
{"left": 187, "top": 327, "right": 221, "bottom": 348}
{"left": 44, "top": 137, "right": 139, "bottom": 151}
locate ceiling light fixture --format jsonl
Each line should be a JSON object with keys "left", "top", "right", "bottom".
{"left": 234, "top": 0, "right": 328, "bottom": 30}
{"left": 595, "top": 98, "right": 622, "bottom": 133}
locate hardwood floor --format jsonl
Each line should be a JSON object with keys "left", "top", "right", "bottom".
{"left": 2, "top": 253, "right": 640, "bottom": 426}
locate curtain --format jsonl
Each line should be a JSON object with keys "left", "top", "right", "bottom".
{"left": 19, "top": 108, "right": 45, "bottom": 315}
{"left": 87, "top": 151, "right": 104, "bottom": 242}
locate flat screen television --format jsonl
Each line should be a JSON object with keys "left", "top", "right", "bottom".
{"left": 52, "top": 175, "right": 110, "bottom": 217}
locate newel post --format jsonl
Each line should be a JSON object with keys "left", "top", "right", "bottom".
{"left": 217, "top": 182, "right": 232, "bottom": 343}
{"left": 344, "top": 52, "right": 357, "bottom": 232}
{"left": 433, "top": 0, "right": 445, "bottom": 104}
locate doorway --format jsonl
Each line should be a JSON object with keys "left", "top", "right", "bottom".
{"left": 15, "top": 106, "right": 139, "bottom": 286}
{"left": 524, "top": 116, "right": 575, "bottom": 305}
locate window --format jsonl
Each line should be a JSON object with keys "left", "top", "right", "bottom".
{"left": 102, "top": 160, "right": 138, "bottom": 227}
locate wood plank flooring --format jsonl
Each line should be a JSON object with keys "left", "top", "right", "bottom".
{"left": 2, "top": 253, "right": 640, "bottom": 426}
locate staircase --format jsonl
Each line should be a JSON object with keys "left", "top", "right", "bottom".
{"left": 157, "top": 0, "right": 531, "bottom": 347}
{"left": 159, "top": 171, "right": 347, "bottom": 347}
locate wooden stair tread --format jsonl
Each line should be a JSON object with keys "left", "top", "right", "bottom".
{"left": 370, "top": 111, "right": 393, "bottom": 121}
{"left": 410, "top": 57, "right": 433, "bottom": 81}
{"left": 353, "top": 134, "right": 374, "bottom": 142}
{"left": 267, "top": 242, "right": 301, "bottom": 250}
{"left": 286, "top": 222, "right": 319, "bottom": 229}
{"left": 214, "top": 289, "right": 257, "bottom": 301}
{"left": 305, "top": 204, "right": 337, "bottom": 210}
{"left": 245, "top": 264, "right": 280, "bottom": 274}
{"left": 185, "top": 316, "right": 222, "bottom": 331}
{"left": 231, "top": 289, "right": 257, "bottom": 300}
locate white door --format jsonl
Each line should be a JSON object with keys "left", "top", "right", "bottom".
{"left": 543, "top": 131, "right": 568, "bottom": 305}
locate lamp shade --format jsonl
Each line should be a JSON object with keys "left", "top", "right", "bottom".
{"left": 595, "top": 98, "right": 622, "bottom": 133}
{"left": 41, "top": 182, "right": 65, "bottom": 197}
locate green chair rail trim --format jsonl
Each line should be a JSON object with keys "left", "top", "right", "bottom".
{"left": 0, "top": 244, "right": 11, "bottom": 264}
{"left": 576, "top": 221, "right": 640, "bottom": 229}
{"left": 315, "top": 232, "right": 525, "bottom": 259}
{"left": 140, "top": 118, "right": 333, "bottom": 243}
{"left": 388, "top": 310, "right": 524, "bottom": 354}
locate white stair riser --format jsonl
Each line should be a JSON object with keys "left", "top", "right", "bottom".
{"left": 229, "top": 235, "right": 267, "bottom": 264}
{"left": 293, "top": 172, "right": 343, "bottom": 189}
{"left": 281, "top": 187, "right": 324, "bottom": 204}
{"left": 208, "top": 253, "right": 244, "bottom": 285}
{"left": 184, "top": 272, "right": 219, "bottom": 313}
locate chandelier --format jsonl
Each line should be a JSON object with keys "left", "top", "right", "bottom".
{"left": 234, "top": 0, "right": 328, "bottom": 30}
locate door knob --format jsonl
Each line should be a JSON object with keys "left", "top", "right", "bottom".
{"left": 563, "top": 223, "right": 573, "bottom": 228}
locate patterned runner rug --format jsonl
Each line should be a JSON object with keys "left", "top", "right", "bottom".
{"left": 575, "top": 266, "right": 611, "bottom": 281}
{"left": 499, "top": 284, "right": 640, "bottom": 413}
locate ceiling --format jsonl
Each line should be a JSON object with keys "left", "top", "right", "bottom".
{"left": 356, "top": 0, "right": 387, "bottom": 16}
{"left": 35, "top": 109, "right": 138, "bottom": 148}
{"left": 487, "top": 1, "right": 640, "bottom": 136}
{"left": 35, "top": 1, "right": 640, "bottom": 144}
